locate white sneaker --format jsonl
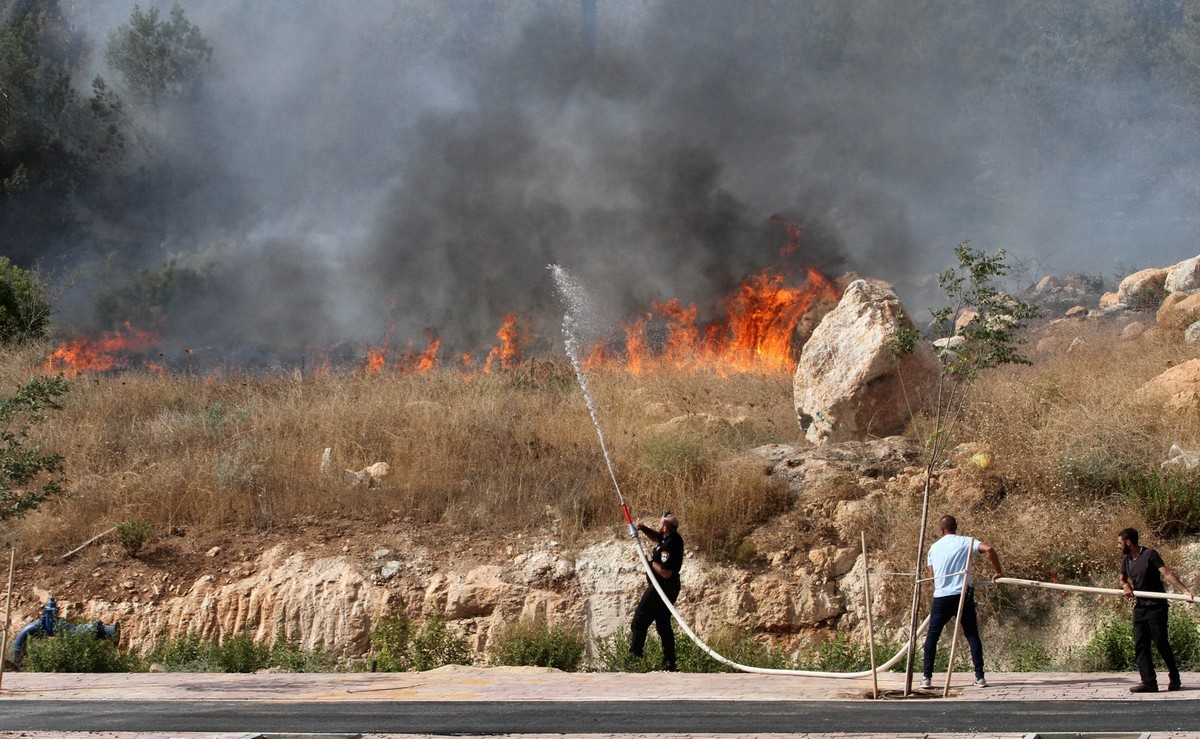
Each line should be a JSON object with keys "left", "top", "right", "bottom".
{"left": 973, "top": 677, "right": 987, "bottom": 688}
{"left": 919, "top": 676, "right": 933, "bottom": 689}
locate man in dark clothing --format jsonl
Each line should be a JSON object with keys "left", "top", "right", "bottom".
{"left": 628, "top": 512, "right": 684, "bottom": 671}
{"left": 1118, "top": 527, "right": 1194, "bottom": 693}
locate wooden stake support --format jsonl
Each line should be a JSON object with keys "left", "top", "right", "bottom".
{"left": 942, "top": 539, "right": 975, "bottom": 697}
{"left": 0, "top": 549, "right": 15, "bottom": 691}
{"left": 862, "top": 532, "right": 878, "bottom": 700}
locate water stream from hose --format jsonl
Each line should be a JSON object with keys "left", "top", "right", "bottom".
{"left": 549, "top": 265, "right": 627, "bottom": 517}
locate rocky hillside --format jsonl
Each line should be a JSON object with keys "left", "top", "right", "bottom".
{"left": 8, "top": 252, "right": 1200, "bottom": 668}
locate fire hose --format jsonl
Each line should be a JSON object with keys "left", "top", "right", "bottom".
{"left": 992, "top": 576, "right": 1199, "bottom": 604}
{"left": 626, "top": 528, "right": 929, "bottom": 677}
{"left": 625, "top": 542, "right": 1199, "bottom": 678}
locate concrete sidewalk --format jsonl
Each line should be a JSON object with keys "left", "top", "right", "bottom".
{"left": 0, "top": 666, "right": 1197, "bottom": 702}
{"left": 0, "top": 667, "right": 1196, "bottom": 739}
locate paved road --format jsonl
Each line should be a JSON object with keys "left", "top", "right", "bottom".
{"left": 0, "top": 698, "right": 1199, "bottom": 735}
{"left": 0, "top": 668, "right": 1198, "bottom": 738}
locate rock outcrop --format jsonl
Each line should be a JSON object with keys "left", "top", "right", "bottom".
{"left": 81, "top": 545, "right": 395, "bottom": 655}
{"left": 1165, "top": 256, "right": 1200, "bottom": 294}
{"left": 1136, "top": 358, "right": 1200, "bottom": 412}
{"left": 1110, "top": 267, "right": 1170, "bottom": 312}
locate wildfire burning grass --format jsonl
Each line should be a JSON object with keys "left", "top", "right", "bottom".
{"left": 38, "top": 254, "right": 841, "bottom": 379}
{"left": 5, "top": 321, "right": 1199, "bottom": 588}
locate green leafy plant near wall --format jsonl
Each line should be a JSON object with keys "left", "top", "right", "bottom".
{"left": 1118, "top": 468, "right": 1200, "bottom": 538}
{"left": 489, "top": 619, "right": 586, "bottom": 671}
{"left": 369, "top": 614, "right": 470, "bottom": 672}
{"left": 1082, "top": 607, "right": 1200, "bottom": 672}
{"left": 23, "top": 624, "right": 132, "bottom": 673}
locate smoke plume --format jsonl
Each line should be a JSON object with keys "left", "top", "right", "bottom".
{"left": 44, "top": 0, "right": 1200, "bottom": 361}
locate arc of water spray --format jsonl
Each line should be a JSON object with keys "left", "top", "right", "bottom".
{"left": 550, "top": 265, "right": 637, "bottom": 540}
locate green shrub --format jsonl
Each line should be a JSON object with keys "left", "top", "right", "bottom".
{"left": 1005, "top": 631, "right": 1053, "bottom": 672}
{"left": 798, "top": 629, "right": 892, "bottom": 673}
{"left": 592, "top": 627, "right": 790, "bottom": 673}
{"left": 369, "top": 613, "right": 471, "bottom": 671}
{"left": 407, "top": 616, "right": 471, "bottom": 671}
{"left": 1118, "top": 468, "right": 1200, "bottom": 537}
{"left": 592, "top": 628, "right": 685, "bottom": 672}
{"left": 1082, "top": 609, "right": 1135, "bottom": 671}
{"left": 269, "top": 631, "right": 333, "bottom": 672}
{"left": 683, "top": 628, "right": 791, "bottom": 672}
{"left": 147, "top": 632, "right": 215, "bottom": 671}
{"left": 115, "top": 519, "right": 152, "bottom": 557}
{"left": 147, "top": 631, "right": 330, "bottom": 673}
{"left": 1168, "top": 608, "right": 1200, "bottom": 670}
{"left": 489, "top": 619, "right": 585, "bottom": 671}
{"left": 0, "top": 375, "right": 69, "bottom": 522}
{"left": 591, "top": 628, "right": 640, "bottom": 671}
{"left": 1082, "top": 606, "right": 1200, "bottom": 672}
{"left": 0, "top": 257, "right": 50, "bottom": 344}
{"left": 370, "top": 613, "right": 412, "bottom": 672}
{"left": 23, "top": 623, "right": 133, "bottom": 672}
{"left": 210, "top": 633, "right": 271, "bottom": 673}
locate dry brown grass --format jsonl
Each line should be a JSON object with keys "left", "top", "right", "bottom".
{"left": 6, "top": 319, "right": 1199, "bottom": 581}
{"left": 922, "top": 321, "right": 1200, "bottom": 579}
{"left": 968, "top": 322, "right": 1200, "bottom": 493}
{"left": 6, "top": 350, "right": 796, "bottom": 556}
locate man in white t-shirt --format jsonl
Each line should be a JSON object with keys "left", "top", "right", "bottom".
{"left": 920, "top": 515, "right": 1003, "bottom": 689}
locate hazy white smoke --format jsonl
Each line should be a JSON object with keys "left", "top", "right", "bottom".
{"left": 56, "top": 1, "right": 1200, "bottom": 358}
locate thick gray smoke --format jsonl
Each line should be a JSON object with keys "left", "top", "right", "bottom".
{"left": 54, "top": 1, "right": 1200, "bottom": 361}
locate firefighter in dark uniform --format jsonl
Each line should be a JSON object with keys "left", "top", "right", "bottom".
{"left": 628, "top": 512, "right": 684, "bottom": 671}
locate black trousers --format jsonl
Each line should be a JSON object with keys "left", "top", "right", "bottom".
{"left": 922, "top": 589, "right": 985, "bottom": 680}
{"left": 630, "top": 579, "right": 680, "bottom": 668}
{"left": 1133, "top": 602, "right": 1179, "bottom": 687}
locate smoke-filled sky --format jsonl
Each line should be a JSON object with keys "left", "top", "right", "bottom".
{"left": 49, "top": 0, "right": 1200, "bottom": 358}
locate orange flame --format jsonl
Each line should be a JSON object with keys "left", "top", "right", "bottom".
{"left": 44, "top": 323, "right": 159, "bottom": 376}
{"left": 44, "top": 216, "right": 839, "bottom": 379}
{"left": 363, "top": 347, "right": 387, "bottom": 374}
{"left": 718, "top": 265, "right": 837, "bottom": 371}
{"left": 415, "top": 338, "right": 440, "bottom": 372}
{"left": 595, "top": 265, "right": 840, "bottom": 375}
{"left": 484, "top": 314, "right": 527, "bottom": 373}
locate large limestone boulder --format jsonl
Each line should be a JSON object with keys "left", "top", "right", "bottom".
{"left": 1157, "top": 291, "right": 1200, "bottom": 330}
{"left": 1136, "top": 358, "right": 1200, "bottom": 412}
{"left": 1116, "top": 268, "right": 1169, "bottom": 311}
{"left": 1165, "top": 256, "right": 1200, "bottom": 294}
{"left": 794, "top": 280, "right": 940, "bottom": 445}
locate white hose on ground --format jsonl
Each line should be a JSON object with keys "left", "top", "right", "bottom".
{"left": 629, "top": 549, "right": 1199, "bottom": 678}
{"left": 630, "top": 538, "right": 929, "bottom": 678}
